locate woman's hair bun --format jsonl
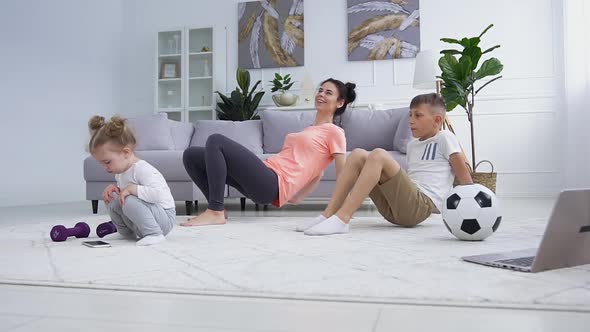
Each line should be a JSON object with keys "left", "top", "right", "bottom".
{"left": 344, "top": 82, "right": 357, "bottom": 103}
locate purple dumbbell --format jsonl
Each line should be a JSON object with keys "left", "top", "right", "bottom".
{"left": 50, "top": 222, "right": 91, "bottom": 242}
{"left": 96, "top": 221, "right": 117, "bottom": 238}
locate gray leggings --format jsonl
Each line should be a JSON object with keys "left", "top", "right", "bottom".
{"left": 183, "top": 134, "right": 279, "bottom": 211}
{"left": 107, "top": 193, "right": 175, "bottom": 239}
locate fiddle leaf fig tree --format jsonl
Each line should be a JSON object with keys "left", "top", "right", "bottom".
{"left": 438, "top": 24, "right": 504, "bottom": 170}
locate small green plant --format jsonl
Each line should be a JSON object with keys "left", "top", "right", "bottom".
{"left": 215, "top": 68, "right": 265, "bottom": 121}
{"left": 269, "top": 73, "right": 295, "bottom": 93}
{"left": 438, "top": 24, "right": 504, "bottom": 170}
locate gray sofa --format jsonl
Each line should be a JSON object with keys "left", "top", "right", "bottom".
{"left": 84, "top": 108, "right": 412, "bottom": 214}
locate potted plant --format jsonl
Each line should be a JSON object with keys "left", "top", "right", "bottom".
{"left": 438, "top": 24, "right": 504, "bottom": 191}
{"left": 270, "top": 73, "right": 298, "bottom": 107}
{"left": 215, "top": 68, "right": 265, "bottom": 121}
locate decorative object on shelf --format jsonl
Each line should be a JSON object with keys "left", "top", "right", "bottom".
{"left": 215, "top": 68, "right": 265, "bottom": 121}
{"left": 347, "top": 0, "right": 420, "bottom": 61}
{"left": 201, "top": 46, "right": 210, "bottom": 52}
{"left": 203, "top": 59, "right": 211, "bottom": 76}
{"left": 160, "top": 63, "right": 179, "bottom": 78}
{"left": 173, "top": 34, "right": 180, "bottom": 53}
{"left": 167, "top": 39, "right": 175, "bottom": 54}
{"left": 438, "top": 24, "right": 503, "bottom": 190}
{"left": 238, "top": 0, "right": 304, "bottom": 68}
{"left": 165, "top": 90, "right": 177, "bottom": 108}
{"left": 270, "top": 72, "right": 298, "bottom": 107}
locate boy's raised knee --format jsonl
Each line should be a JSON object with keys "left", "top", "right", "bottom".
{"left": 349, "top": 148, "right": 368, "bottom": 161}
{"left": 368, "top": 148, "right": 390, "bottom": 163}
{"left": 347, "top": 149, "right": 369, "bottom": 168}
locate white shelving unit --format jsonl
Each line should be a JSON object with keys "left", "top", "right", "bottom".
{"left": 155, "top": 27, "right": 215, "bottom": 122}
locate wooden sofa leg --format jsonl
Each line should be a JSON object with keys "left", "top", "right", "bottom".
{"left": 255, "top": 203, "right": 260, "bottom": 211}
{"left": 92, "top": 200, "right": 98, "bottom": 214}
{"left": 240, "top": 197, "right": 246, "bottom": 211}
{"left": 263, "top": 204, "right": 269, "bottom": 211}
{"left": 185, "top": 201, "right": 194, "bottom": 215}
{"left": 194, "top": 200, "right": 198, "bottom": 212}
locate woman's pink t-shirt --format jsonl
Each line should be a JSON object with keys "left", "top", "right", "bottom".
{"left": 263, "top": 123, "right": 346, "bottom": 207}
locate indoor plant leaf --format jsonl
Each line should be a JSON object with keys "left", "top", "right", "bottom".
{"left": 440, "top": 38, "right": 462, "bottom": 45}
{"left": 475, "top": 58, "right": 504, "bottom": 80}
{"left": 440, "top": 49, "right": 462, "bottom": 56}
{"left": 461, "top": 46, "right": 482, "bottom": 70}
{"left": 478, "top": 24, "right": 494, "bottom": 38}
{"left": 439, "top": 54, "right": 461, "bottom": 81}
{"left": 482, "top": 44, "right": 501, "bottom": 54}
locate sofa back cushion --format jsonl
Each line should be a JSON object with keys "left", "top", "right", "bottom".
{"left": 261, "top": 110, "right": 315, "bottom": 153}
{"left": 393, "top": 110, "right": 412, "bottom": 153}
{"left": 341, "top": 108, "right": 407, "bottom": 151}
{"left": 167, "top": 118, "right": 195, "bottom": 151}
{"left": 190, "top": 120, "right": 263, "bottom": 154}
{"left": 127, "top": 113, "right": 175, "bottom": 151}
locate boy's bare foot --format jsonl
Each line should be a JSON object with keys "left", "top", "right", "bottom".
{"left": 181, "top": 209, "right": 227, "bottom": 226}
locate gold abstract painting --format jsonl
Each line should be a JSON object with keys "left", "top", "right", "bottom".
{"left": 238, "top": 0, "right": 304, "bottom": 69}
{"left": 348, "top": 0, "right": 420, "bottom": 61}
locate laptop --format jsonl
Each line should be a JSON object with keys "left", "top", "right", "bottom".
{"left": 462, "top": 189, "right": 590, "bottom": 273}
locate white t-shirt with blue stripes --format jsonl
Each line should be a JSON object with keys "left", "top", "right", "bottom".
{"left": 407, "top": 130, "right": 462, "bottom": 212}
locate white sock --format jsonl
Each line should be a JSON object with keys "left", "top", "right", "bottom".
{"left": 136, "top": 234, "right": 166, "bottom": 246}
{"left": 304, "top": 215, "right": 349, "bottom": 236}
{"left": 295, "top": 215, "right": 326, "bottom": 232}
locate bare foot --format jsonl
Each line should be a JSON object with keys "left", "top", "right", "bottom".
{"left": 181, "top": 209, "right": 227, "bottom": 227}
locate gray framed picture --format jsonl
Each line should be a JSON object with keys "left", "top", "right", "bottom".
{"left": 347, "top": 0, "right": 420, "bottom": 61}
{"left": 238, "top": 0, "right": 304, "bottom": 69}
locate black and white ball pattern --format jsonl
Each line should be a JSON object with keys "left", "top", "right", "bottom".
{"left": 442, "top": 184, "right": 502, "bottom": 241}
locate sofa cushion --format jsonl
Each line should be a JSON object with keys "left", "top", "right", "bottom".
{"left": 190, "top": 120, "right": 263, "bottom": 154}
{"left": 341, "top": 108, "right": 407, "bottom": 151}
{"left": 84, "top": 150, "right": 191, "bottom": 182}
{"left": 261, "top": 110, "right": 315, "bottom": 153}
{"left": 127, "top": 113, "right": 175, "bottom": 151}
{"left": 167, "top": 118, "right": 195, "bottom": 151}
{"left": 393, "top": 109, "right": 412, "bottom": 153}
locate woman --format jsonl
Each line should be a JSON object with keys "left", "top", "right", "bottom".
{"left": 181, "top": 78, "right": 357, "bottom": 226}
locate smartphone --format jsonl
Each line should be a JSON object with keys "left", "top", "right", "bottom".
{"left": 82, "top": 240, "right": 111, "bottom": 248}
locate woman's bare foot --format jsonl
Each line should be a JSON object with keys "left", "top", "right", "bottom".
{"left": 181, "top": 209, "right": 227, "bottom": 226}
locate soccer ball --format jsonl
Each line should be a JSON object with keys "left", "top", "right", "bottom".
{"left": 442, "top": 184, "right": 502, "bottom": 241}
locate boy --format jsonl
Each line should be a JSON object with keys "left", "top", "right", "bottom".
{"left": 299, "top": 93, "right": 473, "bottom": 235}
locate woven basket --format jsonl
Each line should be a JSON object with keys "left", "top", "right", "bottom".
{"left": 470, "top": 160, "right": 497, "bottom": 193}
{"left": 454, "top": 160, "right": 497, "bottom": 193}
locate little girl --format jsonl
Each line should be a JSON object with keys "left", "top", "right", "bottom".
{"left": 88, "top": 115, "right": 175, "bottom": 246}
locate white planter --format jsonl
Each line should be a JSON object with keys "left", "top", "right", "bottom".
{"left": 272, "top": 92, "right": 299, "bottom": 107}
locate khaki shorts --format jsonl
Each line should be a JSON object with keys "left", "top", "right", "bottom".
{"left": 368, "top": 170, "right": 435, "bottom": 227}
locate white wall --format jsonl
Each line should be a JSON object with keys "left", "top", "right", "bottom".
{"left": 0, "top": 0, "right": 124, "bottom": 207}
{"left": 121, "top": 0, "right": 562, "bottom": 197}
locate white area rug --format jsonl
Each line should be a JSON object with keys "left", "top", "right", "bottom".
{"left": 1, "top": 214, "right": 589, "bottom": 311}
